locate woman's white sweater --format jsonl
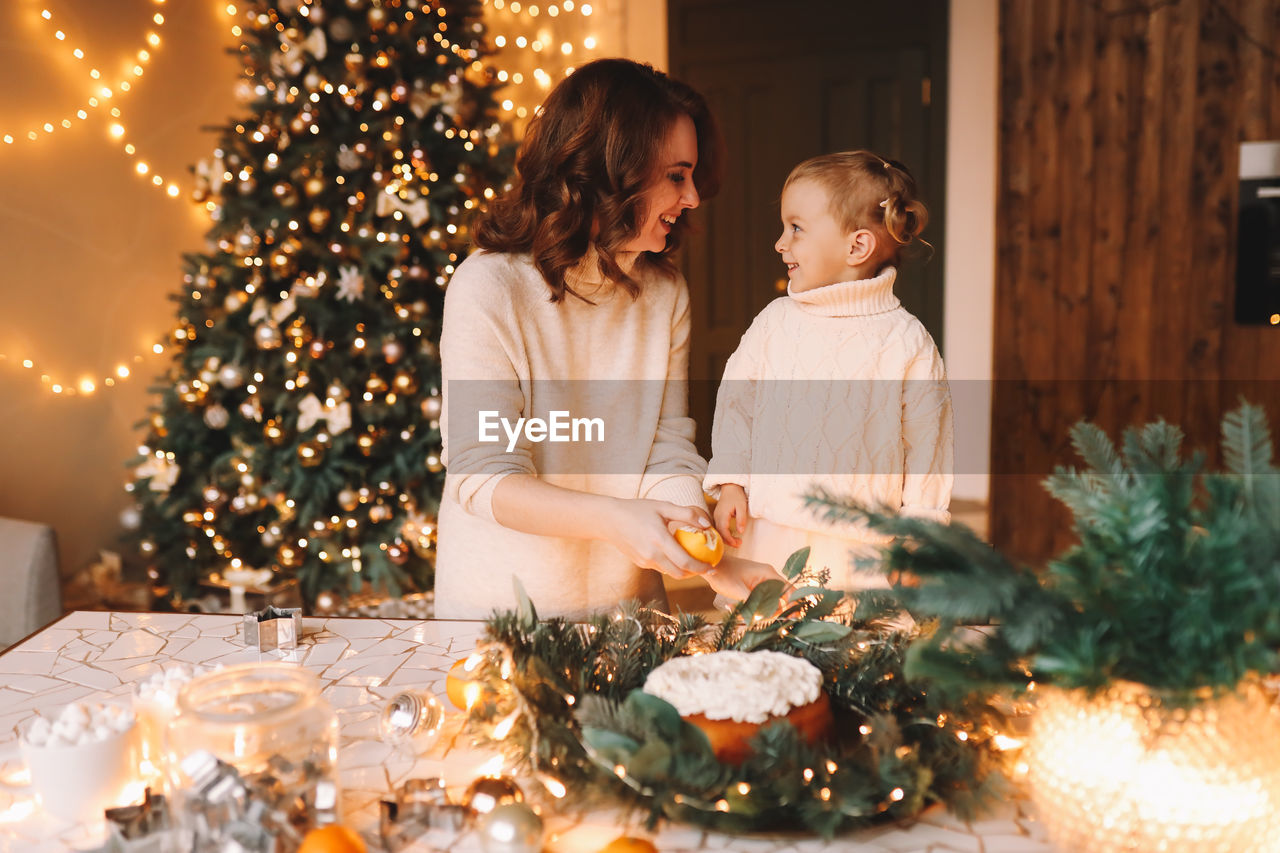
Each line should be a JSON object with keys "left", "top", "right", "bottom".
{"left": 704, "top": 267, "right": 953, "bottom": 539}
{"left": 436, "top": 250, "right": 707, "bottom": 620}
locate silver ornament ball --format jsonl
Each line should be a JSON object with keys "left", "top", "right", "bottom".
{"left": 477, "top": 803, "right": 543, "bottom": 853}
{"left": 204, "top": 405, "right": 230, "bottom": 429}
{"left": 120, "top": 506, "right": 142, "bottom": 530}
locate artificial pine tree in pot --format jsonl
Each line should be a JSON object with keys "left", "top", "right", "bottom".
{"left": 808, "top": 401, "right": 1280, "bottom": 851}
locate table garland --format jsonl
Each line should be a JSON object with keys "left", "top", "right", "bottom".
{"left": 465, "top": 554, "right": 1012, "bottom": 838}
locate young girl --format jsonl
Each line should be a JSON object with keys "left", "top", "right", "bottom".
{"left": 705, "top": 151, "right": 953, "bottom": 591}
{"left": 435, "top": 59, "right": 725, "bottom": 620}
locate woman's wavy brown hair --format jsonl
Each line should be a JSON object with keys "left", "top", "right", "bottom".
{"left": 474, "top": 58, "right": 723, "bottom": 302}
{"left": 785, "top": 150, "right": 932, "bottom": 269}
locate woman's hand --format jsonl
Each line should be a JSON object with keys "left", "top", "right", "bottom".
{"left": 598, "top": 497, "right": 712, "bottom": 579}
{"left": 712, "top": 484, "right": 749, "bottom": 547}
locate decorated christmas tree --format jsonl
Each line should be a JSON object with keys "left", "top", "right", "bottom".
{"left": 125, "top": 0, "right": 511, "bottom": 608}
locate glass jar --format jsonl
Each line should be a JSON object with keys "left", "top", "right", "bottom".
{"left": 1025, "top": 680, "right": 1280, "bottom": 851}
{"left": 165, "top": 663, "right": 340, "bottom": 849}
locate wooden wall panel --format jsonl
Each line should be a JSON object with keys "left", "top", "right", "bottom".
{"left": 992, "top": 0, "right": 1280, "bottom": 563}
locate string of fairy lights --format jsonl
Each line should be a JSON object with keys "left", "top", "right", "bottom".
{"left": 2, "top": 0, "right": 600, "bottom": 398}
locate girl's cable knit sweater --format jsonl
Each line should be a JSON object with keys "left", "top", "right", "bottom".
{"left": 437, "top": 250, "right": 707, "bottom": 620}
{"left": 704, "top": 267, "right": 953, "bottom": 538}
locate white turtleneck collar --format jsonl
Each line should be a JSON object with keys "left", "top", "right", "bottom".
{"left": 787, "top": 266, "right": 900, "bottom": 317}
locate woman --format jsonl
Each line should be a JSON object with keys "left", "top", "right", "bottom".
{"left": 435, "top": 59, "right": 724, "bottom": 619}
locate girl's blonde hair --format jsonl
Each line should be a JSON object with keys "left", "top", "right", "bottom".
{"left": 784, "top": 150, "right": 930, "bottom": 266}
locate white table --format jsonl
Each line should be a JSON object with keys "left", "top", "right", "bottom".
{"left": 0, "top": 611, "right": 1054, "bottom": 852}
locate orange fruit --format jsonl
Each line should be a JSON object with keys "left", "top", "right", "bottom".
{"left": 674, "top": 526, "right": 724, "bottom": 567}
{"left": 297, "top": 824, "right": 366, "bottom": 853}
{"left": 599, "top": 838, "right": 658, "bottom": 853}
{"left": 446, "top": 657, "right": 482, "bottom": 710}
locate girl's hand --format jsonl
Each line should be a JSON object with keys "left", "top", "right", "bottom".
{"left": 713, "top": 484, "right": 749, "bottom": 547}
{"left": 702, "top": 555, "right": 787, "bottom": 602}
{"left": 599, "top": 498, "right": 712, "bottom": 579}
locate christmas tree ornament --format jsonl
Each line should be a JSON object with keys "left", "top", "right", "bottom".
{"left": 463, "top": 776, "right": 524, "bottom": 815}
{"left": 298, "top": 440, "right": 325, "bottom": 467}
{"left": 382, "top": 339, "right": 404, "bottom": 363}
{"left": 120, "top": 506, "right": 142, "bottom": 530}
{"left": 368, "top": 504, "right": 393, "bottom": 523}
{"left": 425, "top": 455, "right": 443, "bottom": 473}
{"left": 304, "top": 174, "right": 325, "bottom": 197}
{"left": 337, "top": 489, "right": 360, "bottom": 511}
{"left": 261, "top": 528, "right": 281, "bottom": 547}
{"left": 476, "top": 803, "right": 542, "bottom": 853}
{"left": 420, "top": 395, "right": 441, "bottom": 419}
{"left": 254, "top": 324, "right": 283, "bottom": 349}
{"left": 204, "top": 405, "right": 231, "bottom": 430}
{"left": 183, "top": 510, "right": 203, "bottom": 525}
{"left": 445, "top": 658, "right": 480, "bottom": 711}
{"left": 264, "top": 419, "right": 286, "bottom": 445}
{"left": 202, "top": 485, "right": 224, "bottom": 504}
{"left": 277, "top": 544, "right": 303, "bottom": 568}
{"left": 309, "top": 340, "right": 327, "bottom": 358}
{"left": 379, "top": 692, "right": 444, "bottom": 745}
{"left": 218, "top": 364, "right": 245, "bottom": 388}
{"left": 365, "top": 375, "right": 389, "bottom": 395}
{"left": 386, "top": 543, "right": 409, "bottom": 565}
{"left": 308, "top": 207, "right": 331, "bottom": 230}
{"left": 392, "top": 371, "right": 418, "bottom": 394}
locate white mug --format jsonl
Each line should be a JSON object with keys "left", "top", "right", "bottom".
{"left": 2, "top": 708, "right": 141, "bottom": 822}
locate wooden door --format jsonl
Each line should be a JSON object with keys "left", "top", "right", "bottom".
{"left": 668, "top": 0, "right": 950, "bottom": 456}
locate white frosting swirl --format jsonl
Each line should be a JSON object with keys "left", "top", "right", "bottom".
{"left": 642, "top": 650, "right": 823, "bottom": 724}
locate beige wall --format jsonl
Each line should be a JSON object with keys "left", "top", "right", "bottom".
{"left": 0, "top": 2, "right": 240, "bottom": 588}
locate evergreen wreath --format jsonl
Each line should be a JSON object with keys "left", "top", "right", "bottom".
{"left": 807, "top": 401, "right": 1280, "bottom": 701}
{"left": 467, "top": 553, "right": 1010, "bottom": 838}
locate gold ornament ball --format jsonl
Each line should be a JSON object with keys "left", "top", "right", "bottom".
{"left": 298, "top": 440, "right": 325, "bottom": 467}
{"left": 343, "top": 52, "right": 363, "bottom": 72}
{"left": 264, "top": 418, "right": 286, "bottom": 445}
{"left": 305, "top": 175, "right": 326, "bottom": 197}
{"left": 421, "top": 395, "right": 442, "bottom": 419}
{"left": 278, "top": 544, "right": 303, "bottom": 568}
{"left": 392, "top": 371, "right": 418, "bottom": 394}
{"left": 337, "top": 489, "right": 360, "bottom": 511}
{"left": 308, "top": 207, "right": 330, "bottom": 230}
{"left": 368, "top": 503, "right": 393, "bottom": 523}
{"left": 368, "top": 6, "right": 387, "bottom": 27}
{"left": 463, "top": 775, "right": 524, "bottom": 815}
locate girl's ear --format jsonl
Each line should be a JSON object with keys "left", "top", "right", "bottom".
{"left": 847, "top": 228, "right": 878, "bottom": 266}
